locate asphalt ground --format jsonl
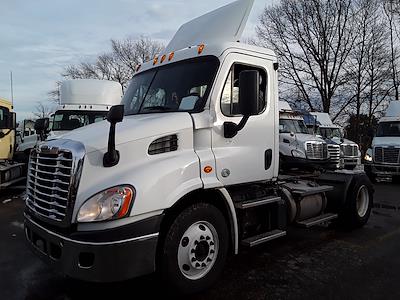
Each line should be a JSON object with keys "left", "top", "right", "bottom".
{"left": 1, "top": 181, "right": 400, "bottom": 300}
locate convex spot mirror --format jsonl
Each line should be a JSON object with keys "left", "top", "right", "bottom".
{"left": 107, "top": 105, "right": 124, "bottom": 124}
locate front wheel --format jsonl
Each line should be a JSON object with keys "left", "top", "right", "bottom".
{"left": 159, "top": 202, "right": 229, "bottom": 295}
{"left": 339, "top": 175, "right": 374, "bottom": 229}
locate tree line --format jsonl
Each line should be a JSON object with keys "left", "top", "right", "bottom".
{"left": 255, "top": 0, "right": 400, "bottom": 145}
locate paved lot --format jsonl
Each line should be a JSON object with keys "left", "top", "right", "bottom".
{"left": 1, "top": 182, "right": 400, "bottom": 300}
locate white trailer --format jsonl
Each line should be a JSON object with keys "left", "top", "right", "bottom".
{"left": 15, "top": 79, "right": 122, "bottom": 161}
{"left": 365, "top": 101, "right": 400, "bottom": 181}
{"left": 24, "top": 0, "right": 373, "bottom": 294}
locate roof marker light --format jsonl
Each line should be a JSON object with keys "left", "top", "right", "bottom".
{"left": 198, "top": 44, "right": 205, "bottom": 54}
{"left": 136, "top": 64, "right": 142, "bottom": 72}
{"left": 169, "top": 52, "right": 174, "bottom": 61}
{"left": 161, "top": 54, "right": 167, "bottom": 63}
{"left": 153, "top": 57, "right": 158, "bottom": 65}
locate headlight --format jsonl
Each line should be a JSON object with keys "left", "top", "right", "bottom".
{"left": 364, "top": 153, "right": 373, "bottom": 162}
{"left": 291, "top": 149, "right": 306, "bottom": 158}
{"left": 77, "top": 186, "right": 134, "bottom": 223}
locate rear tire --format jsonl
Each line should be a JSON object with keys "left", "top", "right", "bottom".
{"left": 338, "top": 175, "right": 374, "bottom": 229}
{"left": 159, "top": 202, "right": 229, "bottom": 295}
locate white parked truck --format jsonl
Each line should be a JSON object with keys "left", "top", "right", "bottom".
{"left": 24, "top": 0, "right": 374, "bottom": 294}
{"left": 365, "top": 101, "right": 400, "bottom": 182}
{"left": 15, "top": 79, "right": 123, "bottom": 162}
{"left": 309, "top": 112, "right": 361, "bottom": 169}
{"left": 279, "top": 101, "right": 330, "bottom": 169}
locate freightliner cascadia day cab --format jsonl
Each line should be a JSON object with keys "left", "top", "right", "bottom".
{"left": 365, "top": 101, "right": 400, "bottom": 182}
{"left": 15, "top": 79, "right": 123, "bottom": 162}
{"left": 278, "top": 101, "right": 331, "bottom": 170}
{"left": 305, "top": 112, "right": 361, "bottom": 170}
{"left": 0, "top": 97, "right": 25, "bottom": 188}
{"left": 24, "top": 0, "right": 374, "bottom": 294}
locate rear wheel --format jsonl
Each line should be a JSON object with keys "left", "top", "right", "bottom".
{"left": 159, "top": 202, "right": 229, "bottom": 295}
{"left": 339, "top": 176, "right": 373, "bottom": 229}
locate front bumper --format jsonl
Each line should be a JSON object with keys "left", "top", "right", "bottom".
{"left": 24, "top": 214, "right": 162, "bottom": 282}
{"left": 364, "top": 162, "right": 400, "bottom": 176}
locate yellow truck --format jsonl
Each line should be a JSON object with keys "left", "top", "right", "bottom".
{"left": 0, "top": 97, "right": 25, "bottom": 189}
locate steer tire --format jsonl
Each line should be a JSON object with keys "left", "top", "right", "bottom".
{"left": 159, "top": 202, "right": 229, "bottom": 295}
{"left": 338, "top": 175, "right": 374, "bottom": 230}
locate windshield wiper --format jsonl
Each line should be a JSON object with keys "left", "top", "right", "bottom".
{"left": 141, "top": 106, "right": 173, "bottom": 112}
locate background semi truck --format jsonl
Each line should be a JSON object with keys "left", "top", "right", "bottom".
{"left": 24, "top": 0, "right": 374, "bottom": 294}
{"left": 278, "top": 101, "right": 331, "bottom": 169}
{"left": 365, "top": 101, "right": 400, "bottom": 182}
{"left": 304, "top": 111, "right": 361, "bottom": 170}
{"left": 15, "top": 79, "right": 123, "bottom": 162}
{"left": 0, "top": 97, "right": 25, "bottom": 189}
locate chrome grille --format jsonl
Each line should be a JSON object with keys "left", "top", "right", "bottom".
{"left": 328, "top": 144, "right": 340, "bottom": 163}
{"left": 341, "top": 144, "right": 359, "bottom": 157}
{"left": 26, "top": 147, "right": 73, "bottom": 222}
{"left": 374, "top": 147, "right": 400, "bottom": 164}
{"left": 305, "top": 142, "right": 328, "bottom": 160}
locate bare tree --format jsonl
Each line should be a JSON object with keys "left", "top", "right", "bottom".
{"left": 33, "top": 101, "right": 54, "bottom": 119}
{"left": 62, "top": 36, "right": 164, "bottom": 90}
{"left": 256, "top": 0, "right": 357, "bottom": 116}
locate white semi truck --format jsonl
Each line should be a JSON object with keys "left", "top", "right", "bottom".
{"left": 365, "top": 101, "right": 400, "bottom": 182}
{"left": 279, "top": 101, "right": 331, "bottom": 169}
{"left": 24, "top": 0, "right": 373, "bottom": 294}
{"left": 15, "top": 79, "right": 123, "bottom": 162}
{"left": 308, "top": 112, "right": 361, "bottom": 169}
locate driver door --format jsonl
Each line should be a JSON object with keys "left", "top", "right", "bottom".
{"left": 211, "top": 53, "right": 278, "bottom": 186}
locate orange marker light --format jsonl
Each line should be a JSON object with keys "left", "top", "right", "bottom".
{"left": 153, "top": 57, "right": 158, "bottom": 65}
{"left": 204, "top": 166, "right": 213, "bottom": 174}
{"left": 198, "top": 44, "right": 205, "bottom": 55}
{"left": 136, "top": 64, "right": 141, "bottom": 72}
{"left": 169, "top": 52, "right": 175, "bottom": 61}
{"left": 161, "top": 54, "right": 167, "bottom": 63}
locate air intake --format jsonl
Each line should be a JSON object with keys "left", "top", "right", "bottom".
{"left": 148, "top": 135, "right": 178, "bottom": 155}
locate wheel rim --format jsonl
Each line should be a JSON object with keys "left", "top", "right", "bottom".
{"left": 178, "top": 221, "right": 219, "bottom": 280}
{"left": 356, "top": 185, "right": 370, "bottom": 218}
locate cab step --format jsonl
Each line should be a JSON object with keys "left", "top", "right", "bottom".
{"left": 241, "top": 229, "right": 286, "bottom": 247}
{"left": 296, "top": 213, "right": 338, "bottom": 228}
{"left": 234, "top": 196, "right": 281, "bottom": 209}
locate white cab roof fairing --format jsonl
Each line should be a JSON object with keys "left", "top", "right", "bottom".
{"left": 310, "top": 112, "right": 340, "bottom": 128}
{"left": 165, "top": 0, "right": 255, "bottom": 53}
{"left": 60, "top": 79, "right": 123, "bottom": 106}
{"left": 279, "top": 101, "right": 293, "bottom": 112}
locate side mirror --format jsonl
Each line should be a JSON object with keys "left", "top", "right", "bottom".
{"left": 34, "top": 118, "right": 50, "bottom": 141}
{"left": 224, "top": 70, "right": 260, "bottom": 138}
{"left": 238, "top": 70, "right": 260, "bottom": 116}
{"left": 8, "top": 112, "right": 17, "bottom": 130}
{"left": 104, "top": 105, "right": 125, "bottom": 168}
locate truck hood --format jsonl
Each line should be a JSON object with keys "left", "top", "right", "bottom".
{"left": 372, "top": 136, "right": 400, "bottom": 147}
{"left": 282, "top": 133, "right": 325, "bottom": 144}
{"left": 56, "top": 113, "right": 194, "bottom": 154}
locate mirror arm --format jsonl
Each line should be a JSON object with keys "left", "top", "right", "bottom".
{"left": 224, "top": 115, "right": 250, "bottom": 138}
{"left": 103, "top": 122, "right": 120, "bottom": 168}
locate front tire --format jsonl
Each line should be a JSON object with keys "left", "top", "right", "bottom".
{"left": 159, "top": 202, "right": 229, "bottom": 295}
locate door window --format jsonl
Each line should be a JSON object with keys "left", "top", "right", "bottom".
{"left": 220, "top": 64, "right": 267, "bottom": 117}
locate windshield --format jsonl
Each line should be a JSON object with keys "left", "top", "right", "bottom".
{"left": 279, "top": 119, "right": 309, "bottom": 134}
{"left": 318, "top": 127, "right": 342, "bottom": 139}
{"left": 52, "top": 110, "right": 108, "bottom": 131}
{"left": 122, "top": 56, "right": 219, "bottom": 115}
{"left": 377, "top": 122, "right": 400, "bottom": 137}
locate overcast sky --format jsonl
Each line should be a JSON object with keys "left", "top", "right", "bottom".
{"left": 0, "top": 0, "right": 276, "bottom": 120}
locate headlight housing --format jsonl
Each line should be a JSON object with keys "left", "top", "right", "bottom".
{"left": 364, "top": 153, "right": 373, "bottom": 162}
{"left": 77, "top": 186, "right": 134, "bottom": 223}
{"left": 291, "top": 149, "right": 306, "bottom": 158}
